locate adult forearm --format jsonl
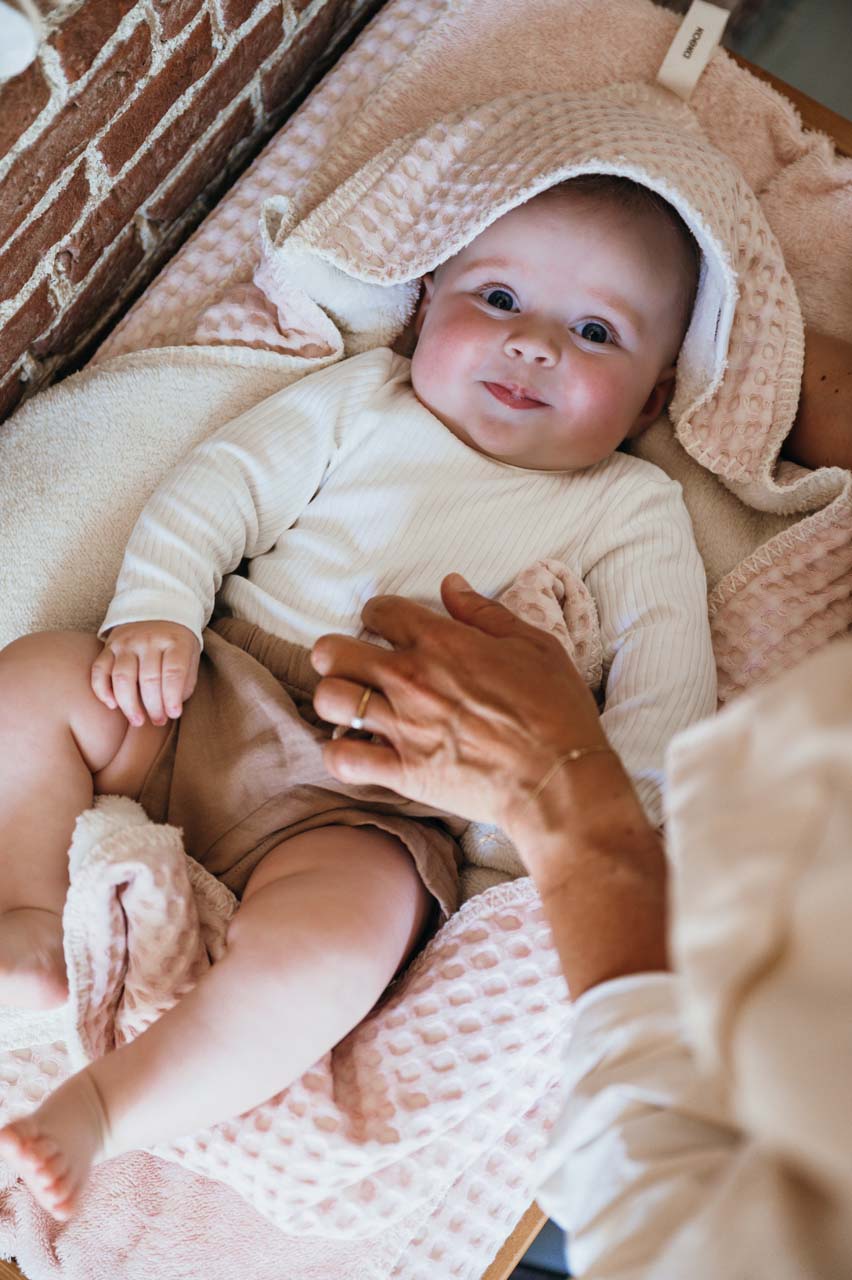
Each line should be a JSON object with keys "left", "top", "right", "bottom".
{"left": 506, "top": 753, "right": 669, "bottom": 999}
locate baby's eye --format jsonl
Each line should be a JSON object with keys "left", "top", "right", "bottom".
{"left": 576, "top": 321, "right": 612, "bottom": 344}
{"left": 482, "top": 287, "right": 518, "bottom": 312}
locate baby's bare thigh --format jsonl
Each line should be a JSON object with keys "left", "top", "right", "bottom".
{"left": 239, "top": 825, "right": 433, "bottom": 970}
{"left": 0, "top": 629, "right": 169, "bottom": 798}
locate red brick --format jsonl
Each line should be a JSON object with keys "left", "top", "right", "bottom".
{"left": 66, "top": 8, "right": 283, "bottom": 278}
{"left": 49, "top": 0, "right": 138, "bottom": 82}
{"left": 0, "top": 365, "right": 27, "bottom": 423}
{"left": 183, "top": 5, "right": 282, "bottom": 124}
{"left": 262, "top": 0, "right": 349, "bottom": 114}
{"left": 0, "top": 281, "right": 56, "bottom": 371}
{"left": 0, "top": 165, "right": 90, "bottom": 305}
{"left": 33, "top": 226, "right": 146, "bottom": 358}
{"left": 220, "top": 0, "right": 256, "bottom": 32}
{"left": 0, "top": 60, "right": 52, "bottom": 156}
{"left": 99, "top": 14, "right": 216, "bottom": 175}
{"left": 148, "top": 97, "right": 254, "bottom": 222}
{"left": 153, "top": 0, "right": 205, "bottom": 41}
{"left": 0, "top": 25, "right": 151, "bottom": 250}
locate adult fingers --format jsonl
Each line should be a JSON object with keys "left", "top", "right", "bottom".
{"left": 322, "top": 736, "right": 403, "bottom": 790}
{"left": 109, "top": 650, "right": 145, "bottom": 726}
{"left": 311, "top": 632, "right": 401, "bottom": 691}
{"left": 90, "top": 646, "right": 118, "bottom": 710}
{"left": 440, "top": 573, "right": 530, "bottom": 640}
{"left": 138, "top": 648, "right": 166, "bottom": 725}
{"left": 360, "top": 594, "right": 454, "bottom": 650}
{"left": 313, "top": 676, "right": 394, "bottom": 739}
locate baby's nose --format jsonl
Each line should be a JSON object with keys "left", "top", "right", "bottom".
{"left": 502, "top": 323, "right": 559, "bottom": 366}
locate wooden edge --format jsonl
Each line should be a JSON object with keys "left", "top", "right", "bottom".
{"left": 729, "top": 50, "right": 852, "bottom": 158}
{"left": 0, "top": 1261, "right": 27, "bottom": 1280}
{"left": 480, "top": 1201, "right": 548, "bottom": 1280}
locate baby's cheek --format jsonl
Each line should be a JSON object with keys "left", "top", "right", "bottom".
{"left": 573, "top": 362, "right": 633, "bottom": 426}
{"left": 411, "top": 327, "right": 458, "bottom": 398}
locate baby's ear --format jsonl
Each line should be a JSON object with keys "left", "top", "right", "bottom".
{"left": 413, "top": 273, "right": 435, "bottom": 336}
{"left": 627, "top": 365, "right": 676, "bottom": 437}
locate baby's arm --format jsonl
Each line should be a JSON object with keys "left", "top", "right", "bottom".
{"left": 583, "top": 474, "right": 716, "bottom": 826}
{"left": 95, "top": 359, "right": 357, "bottom": 723}
{"left": 782, "top": 328, "right": 852, "bottom": 471}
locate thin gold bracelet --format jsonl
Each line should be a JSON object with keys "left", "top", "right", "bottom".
{"left": 525, "top": 744, "right": 614, "bottom": 810}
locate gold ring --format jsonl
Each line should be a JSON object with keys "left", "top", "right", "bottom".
{"left": 350, "top": 685, "right": 373, "bottom": 731}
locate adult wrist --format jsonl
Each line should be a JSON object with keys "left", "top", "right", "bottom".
{"left": 505, "top": 748, "right": 642, "bottom": 854}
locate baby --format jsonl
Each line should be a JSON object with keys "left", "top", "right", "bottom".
{"left": 0, "top": 175, "right": 717, "bottom": 1217}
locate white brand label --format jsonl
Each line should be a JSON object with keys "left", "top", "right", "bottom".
{"left": 656, "top": 0, "right": 730, "bottom": 100}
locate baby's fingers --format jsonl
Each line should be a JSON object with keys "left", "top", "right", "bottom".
{"left": 90, "top": 647, "right": 118, "bottom": 710}
{"left": 138, "top": 649, "right": 166, "bottom": 726}
{"left": 110, "top": 650, "right": 145, "bottom": 726}
{"left": 161, "top": 646, "right": 195, "bottom": 719}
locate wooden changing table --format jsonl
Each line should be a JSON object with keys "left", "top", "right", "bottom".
{"left": 0, "top": 54, "right": 849, "bottom": 1280}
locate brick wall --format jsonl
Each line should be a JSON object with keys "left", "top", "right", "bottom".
{"left": 0, "top": 0, "right": 383, "bottom": 423}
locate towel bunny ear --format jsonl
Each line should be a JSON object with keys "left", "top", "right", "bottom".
{"left": 255, "top": 195, "right": 419, "bottom": 355}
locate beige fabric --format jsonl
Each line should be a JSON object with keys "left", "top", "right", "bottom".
{"left": 138, "top": 616, "right": 465, "bottom": 919}
{"left": 0, "top": 346, "right": 333, "bottom": 647}
{"left": 537, "top": 636, "right": 852, "bottom": 1278}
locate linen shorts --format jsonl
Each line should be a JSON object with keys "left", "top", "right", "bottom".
{"left": 137, "top": 616, "right": 465, "bottom": 919}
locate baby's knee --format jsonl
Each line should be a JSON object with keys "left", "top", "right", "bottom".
{"left": 0, "top": 630, "right": 102, "bottom": 710}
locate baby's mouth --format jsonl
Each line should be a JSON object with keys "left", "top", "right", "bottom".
{"left": 482, "top": 381, "right": 548, "bottom": 410}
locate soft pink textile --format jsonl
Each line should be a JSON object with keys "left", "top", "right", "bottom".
{"left": 0, "top": 796, "right": 568, "bottom": 1278}
{"left": 4, "top": 0, "right": 846, "bottom": 1273}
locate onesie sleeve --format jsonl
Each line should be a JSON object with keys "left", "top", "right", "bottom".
{"left": 100, "top": 352, "right": 390, "bottom": 644}
{"left": 582, "top": 468, "right": 716, "bottom": 825}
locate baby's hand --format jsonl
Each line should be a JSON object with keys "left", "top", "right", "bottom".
{"left": 91, "top": 621, "right": 201, "bottom": 727}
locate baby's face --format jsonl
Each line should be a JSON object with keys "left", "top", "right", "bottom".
{"left": 410, "top": 192, "right": 693, "bottom": 471}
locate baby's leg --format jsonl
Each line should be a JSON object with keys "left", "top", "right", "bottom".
{"left": 0, "top": 824, "right": 431, "bottom": 1219}
{"left": 0, "top": 632, "right": 168, "bottom": 1009}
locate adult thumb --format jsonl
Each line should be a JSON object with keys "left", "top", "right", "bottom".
{"left": 440, "top": 573, "right": 520, "bottom": 639}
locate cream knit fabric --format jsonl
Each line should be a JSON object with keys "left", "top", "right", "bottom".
{"left": 102, "top": 348, "right": 716, "bottom": 831}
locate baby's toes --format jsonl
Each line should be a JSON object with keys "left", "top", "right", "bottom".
{"left": 30, "top": 1136, "right": 67, "bottom": 1184}
{"left": 0, "top": 1124, "right": 73, "bottom": 1218}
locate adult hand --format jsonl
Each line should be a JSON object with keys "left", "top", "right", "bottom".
{"left": 91, "top": 620, "right": 200, "bottom": 727}
{"left": 312, "top": 573, "right": 611, "bottom": 837}
{"left": 314, "top": 573, "right": 668, "bottom": 994}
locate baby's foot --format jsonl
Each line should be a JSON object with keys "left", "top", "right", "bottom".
{"left": 0, "top": 908, "right": 67, "bottom": 1009}
{"left": 0, "top": 1071, "right": 109, "bottom": 1220}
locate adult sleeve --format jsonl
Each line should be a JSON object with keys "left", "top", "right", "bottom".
{"left": 535, "top": 975, "right": 740, "bottom": 1278}
{"left": 583, "top": 472, "right": 717, "bottom": 826}
{"left": 536, "top": 639, "right": 852, "bottom": 1279}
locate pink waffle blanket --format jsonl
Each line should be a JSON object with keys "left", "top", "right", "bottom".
{"left": 0, "top": 797, "right": 568, "bottom": 1279}
{"left": 1, "top": 0, "right": 851, "bottom": 1276}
